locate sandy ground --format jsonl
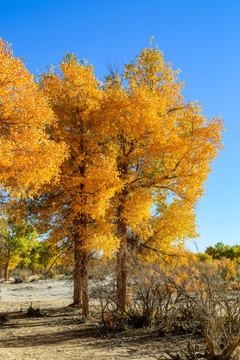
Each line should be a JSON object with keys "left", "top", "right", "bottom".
{"left": 0, "top": 278, "right": 73, "bottom": 311}
{"left": 0, "top": 279, "right": 200, "bottom": 360}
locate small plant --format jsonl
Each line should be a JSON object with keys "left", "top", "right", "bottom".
{"left": 0, "top": 313, "right": 9, "bottom": 324}
{"left": 27, "top": 303, "right": 45, "bottom": 317}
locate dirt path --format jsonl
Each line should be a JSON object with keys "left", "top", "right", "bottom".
{"left": 0, "top": 309, "right": 188, "bottom": 360}
{"left": 0, "top": 279, "right": 198, "bottom": 359}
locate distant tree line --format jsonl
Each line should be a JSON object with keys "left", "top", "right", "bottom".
{"left": 198, "top": 242, "right": 240, "bottom": 262}
{"left": 0, "top": 216, "right": 61, "bottom": 280}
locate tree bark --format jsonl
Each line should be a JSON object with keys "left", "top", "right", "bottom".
{"left": 116, "top": 235, "right": 127, "bottom": 310}
{"left": 80, "top": 249, "right": 89, "bottom": 317}
{"left": 116, "top": 180, "right": 128, "bottom": 310}
{"left": 72, "top": 119, "right": 89, "bottom": 316}
{"left": 73, "top": 244, "right": 89, "bottom": 316}
{"left": 73, "top": 241, "right": 82, "bottom": 307}
{"left": 4, "top": 261, "right": 9, "bottom": 281}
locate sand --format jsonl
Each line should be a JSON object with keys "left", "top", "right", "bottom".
{"left": 0, "top": 279, "right": 198, "bottom": 360}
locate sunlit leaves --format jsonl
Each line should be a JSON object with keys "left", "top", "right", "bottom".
{"left": 1, "top": 40, "right": 224, "bottom": 279}
{"left": 0, "top": 39, "right": 67, "bottom": 197}
{"left": 33, "top": 55, "right": 121, "bottom": 255}
{"left": 102, "top": 45, "right": 223, "bottom": 259}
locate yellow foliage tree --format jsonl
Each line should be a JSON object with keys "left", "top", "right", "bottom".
{"left": 28, "top": 54, "right": 120, "bottom": 315}
{"left": 101, "top": 45, "right": 224, "bottom": 308}
{"left": 0, "top": 38, "right": 66, "bottom": 198}
{"left": 9, "top": 44, "right": 224, "bottom": 314}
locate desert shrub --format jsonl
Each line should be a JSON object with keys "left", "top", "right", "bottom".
{"left": 90, "top": 254, "right": 240, "bottom": 359}
{"left": 12, "top": 268, "right": 31, "bottom": 282}
{"left": 90, "top": 269, "right": 117, "bottom": 327}
{"left": 94, "top": 259, "right": 193, "bottom": 332}
{"left": 157, "top": 258, "right": 240, "bottom": 360}
{"left": 125, "top": 264, "right": 180, "bottom": 330}
{"left": 27, "top": 303, "right": 45, "bottom": 317}
{"left": 216, "top": 258, "right": 237, "bottom": 280}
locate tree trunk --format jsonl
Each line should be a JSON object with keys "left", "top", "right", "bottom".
{"left": 73, "top": 242, "right": 82, "bottom": 307}
{"left": 73, "top": 244, "right": 89, "bottom": 316}
{"left": 4, "top": 262, "right": 9, "bottom": 281}
{"left": 80, "top": 249, "right": 89, "bottom": 317}
{"left": 72, "top": 126, "right": 89, "bottom": 316}
{"left": 117, "top": 236, "right": 127, "bottom": 310}
{"left": 116, "top": 184, "right": 128, "bottom": 310}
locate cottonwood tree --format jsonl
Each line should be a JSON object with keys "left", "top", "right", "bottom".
{"left": 27, "top": 54, "right": 120, "bottom": 316}
{"left": 0, "top": 38, "right": 66, "bottom": 198}
{"left": 101, "top": 45, "right": 224, "bottom": 309}
{"left": 0, "top": 216, "right": 37, "bottom": 280}
{"left": 19, "top": 239, "right": 59, "bottom": 274}
{"left": 8, "top": 42, "right": 223, "bottom": 313}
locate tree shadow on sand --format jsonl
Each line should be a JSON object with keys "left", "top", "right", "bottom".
{"left": 0, "top": 306, "right": 202, "bottom": 360}
{"left": 0, "top": 325, "right": 103, "bottom": 348}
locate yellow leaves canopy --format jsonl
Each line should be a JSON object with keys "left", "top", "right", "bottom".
{"left": 0, "top": 39, "right": 66, "bottom": 197}
{"left": 8, "top": 44, "right": 223, "bottom": 260}
{"left": 101, "top": 45, "right": 223, "bottom": 256}
{"left": 30, "top": 55, "right": 121, "bottom": 253}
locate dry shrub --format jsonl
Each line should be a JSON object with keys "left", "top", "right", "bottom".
{"left": 125, "top": 263, "right": 181, "bottom": 330}
{"left": 157, "top": 258, "right": 240, "bottom": 360}
{"left": 91, "top": 277, "right": 116, "bottom": 324}
{"left": 90, "top": 255, "right": 240, "bottom": 359}
{"left": 27, "top": 303, "right": 46, "bottom": 317}
{"left": 93, "top": 259, "right": 190, "bottom": 332}
{"left": 12, "top": 268, "right": 31, "bottom": 283}
{"left": 88, "top": 258, "right": 117, "bottom": 328}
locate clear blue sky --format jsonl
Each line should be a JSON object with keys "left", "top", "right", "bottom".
{"left": 1, "top": 0, "right": 239, "bottom": 252}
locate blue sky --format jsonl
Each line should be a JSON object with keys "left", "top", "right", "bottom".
{"left": 1, "top": 0, "right": 240, "bottom": 252}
